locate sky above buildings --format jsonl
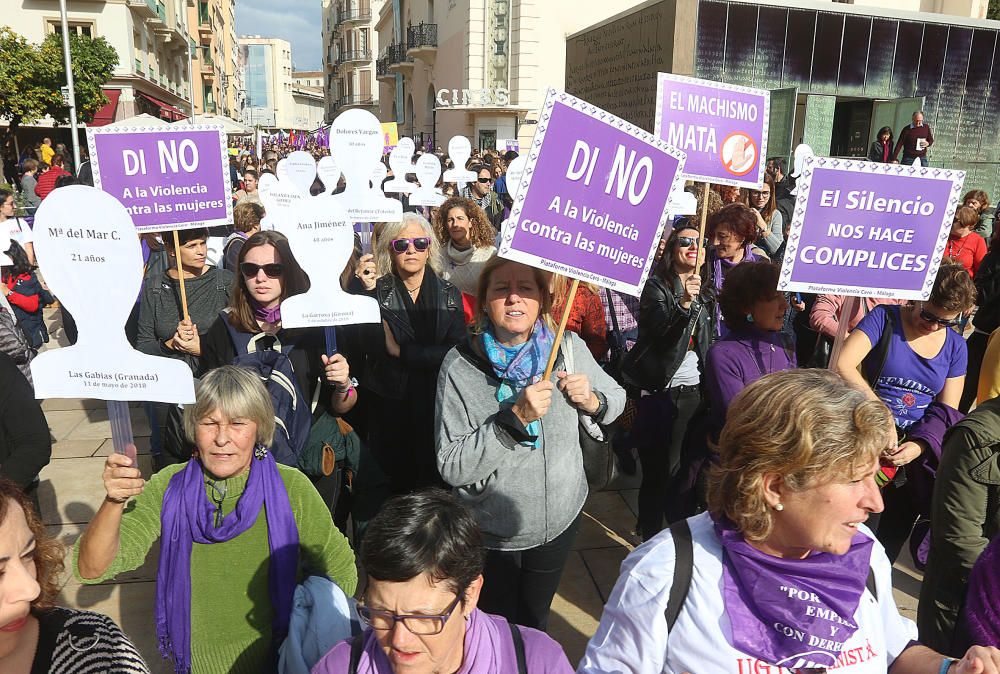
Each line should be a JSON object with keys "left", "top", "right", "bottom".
{"left": 236, "top": 0, "right": 323, "bottom": 70}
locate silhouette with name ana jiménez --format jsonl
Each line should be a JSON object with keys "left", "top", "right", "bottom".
{"left": 29, "top": 185, "right": 194, "bottom": 403}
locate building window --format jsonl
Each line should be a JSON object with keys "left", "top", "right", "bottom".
{"left": 46, "top": 20, "right": 95, "bottom": 38}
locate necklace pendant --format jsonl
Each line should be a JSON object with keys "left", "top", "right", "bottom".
{"left": 770, "top": 344, "right": 775, "bottom": 352}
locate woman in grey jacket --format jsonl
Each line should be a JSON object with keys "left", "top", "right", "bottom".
{"left": 436, "top": 257, "right": 625, "bottom": 631}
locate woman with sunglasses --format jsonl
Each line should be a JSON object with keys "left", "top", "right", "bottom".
{"left": 365, "top": 213, "right": 466, "bottom": 493}
{"left": 746, "top": 173, "right": 784, "bottom": 261}
{"left": 837, "top": 262, "right": 976, "bottom": 563}
{"left": 313, "top": 490, "right": 573, "bottom": 674}
{"left": 200, "top": 231, "right": 359, "bottom": 460}
{"left": 622, "top": 224, "right": 716, "bottom": 540}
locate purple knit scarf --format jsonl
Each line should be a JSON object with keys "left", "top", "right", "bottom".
{"left": 250, "top": 296, "right": 282, "bottom": 325}
{"left": 714, "top": 515, "right": 874, "bottom": 668}
{"left": 713, "top": 245, "right": 760, "bottom": 337}
{"left": 155, "top": 452, "right": 299, "bottom": 673}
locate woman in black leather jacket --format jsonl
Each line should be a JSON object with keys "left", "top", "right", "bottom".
{"left": 961, "top": 230, "right": 1000, "bottom": 412}
{"left": 365, "top": 212, "right": 466, "bottom": 493}
{"left": 621, "top": 223, "right": 716, "bottom": 540}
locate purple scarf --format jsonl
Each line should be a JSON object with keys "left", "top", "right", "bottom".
{"left": 250, "top": 296, "right": 281, "bottom": 325}
{"left": 714, "top": 516, "right": 874, "bottom": 668}
{"left": 712, "top": 246, "right": 760, "bottom": 337}
{"left": 155, "top": 452, "right": 299, "bottom": 673}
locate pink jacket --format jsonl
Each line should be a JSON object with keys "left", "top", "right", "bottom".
{"left": 809, "top": 295, "right": 908, "bottom": 340}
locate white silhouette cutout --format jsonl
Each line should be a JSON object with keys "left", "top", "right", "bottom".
{"left": 317, "top": 156, "right": 342, "bottom": 195}
{"left": 410, "top": 154, "right": 446, "bottom": 207}
{"left": 330, "top": 109, "right": 402, "bottom": 222}
{"left": 29, "top": 185, "right": 194, "bottom": 403}
{"left": 383, "top": 144, "right": 416, "bottom": 194}
{"left": 283, "top": 151, "right": 318, "bottom": 195}
{"left": 443, "top": 136, "right": 477, "bottom": 184}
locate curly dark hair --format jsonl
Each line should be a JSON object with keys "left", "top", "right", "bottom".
{"left": 928, "top": 261, "right": 977, "bottom": 313}
{"left": 0, "top": 478, "right": 65, "bottom": 610}
{"left": 718, "top": 260, "right": 782, "bottom": 327}
{"left": 707, "top": 203, "right": 758, "bottom": 246}
{"left": 434, "top": 196, "right": 496, "bottom": 248}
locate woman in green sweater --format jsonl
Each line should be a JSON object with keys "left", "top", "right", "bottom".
{"left": 73, "top": 366, "right": 358, "bottom": 674}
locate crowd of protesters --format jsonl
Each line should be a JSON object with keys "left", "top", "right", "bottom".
{"left": 4, "top": 123, "right": 1000, "bottom": 674}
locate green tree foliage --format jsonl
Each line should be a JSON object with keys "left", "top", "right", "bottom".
{"left": 0, "top": 26, "right": 118, "bottom": 138}
{"left": 990, "top": 0, "right": 1000, "bottom": 20}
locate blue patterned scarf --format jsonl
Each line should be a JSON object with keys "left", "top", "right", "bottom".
{"left": 482, "top": 321, "right": 554, "bottom": 446}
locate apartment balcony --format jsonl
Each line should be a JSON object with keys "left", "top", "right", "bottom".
{"left": 126, "top": 0, "right": 157, "bottom": 20}
{"left": 336, "top": 6, "right": 372, "bottom": 26}
{"left": 406, "top": 23, "right": 437, "bottom": 61}
{"left": 376, "top": 53, "right": 393, "bottom": 81}
{"left": 386, "top": 42, "right": 413, "bottom": 74}
{"left": 338, "top": 94, "right": 376, "bottom": 110}
{"left": 336, "top": 49, "right": 372, "bottom": 67}
{"left": 147, "top": 0, "right": 167, "bottom": 27}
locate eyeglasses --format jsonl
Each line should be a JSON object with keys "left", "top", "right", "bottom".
{"left": 391, "top": 237, "right": 431, "bottom": 253}
{"left": 919, "top": 304, "right": 960, "bottom": 328}
{"left": 358, "top": 593, "right": 463, "bottom": 635}
{"left": 677, "top": 236, "right": 702, "bottom": 248}
{"left": 240, "top": 262, "right": 284, "bottom": 278}
{"left": 753, "top": 191, "right": 771, "bottom": 198}
{"left": 477, "top": 177, "right": 493, "bottom": 183}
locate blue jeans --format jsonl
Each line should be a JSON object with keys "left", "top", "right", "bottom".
{"left": 902, "top": 154, "right": 929, "bottom": 167}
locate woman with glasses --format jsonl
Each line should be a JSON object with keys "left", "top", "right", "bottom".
{"left": 75, "top": 366, "right": 357, "bottom": 674}
{"left": 0, "top": 189, "right": 34, "bottom": 267}
{"left": 312, "top": 490, "right": 573, "bottom": 673}
{"left": 199, "top": 231, "right": 358, "bottom": 462}
{"left": 622, "top": 224, "right": 715, "bottom": 540}
{"left": 436, "top": 256, "right": 625, "bottom": 630}
{"left": 433, "top": 196, "right": 497, "bottom": 296}
{"left": 837, "top": 262, "right": 976, "bottom": 563}
{"left": 366, "top": 213, "right": 466, "bottom": 493}
{"left": 746, "top": 173, "right": 784, "bottom": 261}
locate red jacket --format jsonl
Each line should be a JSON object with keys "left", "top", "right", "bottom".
{"left": 34, "top": 166, "right": 70, "bottom": 201}
{"left": 3, "top": 273, "right": 40, "bottom": 313}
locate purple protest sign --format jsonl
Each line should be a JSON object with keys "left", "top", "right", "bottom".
{"left": 498, "top": 89, "right": 686, "bottom": 297}
{"left": 778, "top": 157, "right": 966, "bottom": 300}
{"left": 86, "top": 125, "right": 233, "bottom": 232}
{"left": 655, "top": 74, "right": 769, "bottom": 189}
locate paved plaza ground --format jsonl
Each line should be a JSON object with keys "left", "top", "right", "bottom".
{"left": 35, "top": 308, "right": 922, "bottom": 670}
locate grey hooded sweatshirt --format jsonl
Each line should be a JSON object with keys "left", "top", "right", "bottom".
{"left": 436, "top": 331, "right": 626, "bottom": 550}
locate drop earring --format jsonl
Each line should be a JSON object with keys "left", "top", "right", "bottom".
{"left": 773, "top": 503, "right": 784, "bottom": 512}
{"left": 745, "top": 313, "right": 754, "bottom": 323}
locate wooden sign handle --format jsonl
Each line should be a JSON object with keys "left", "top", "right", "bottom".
{"left": 172, "top": 230, "right": 190, "bottom": 321}
{"left": 543, "top": 278, "right": 580, "bottom": 381}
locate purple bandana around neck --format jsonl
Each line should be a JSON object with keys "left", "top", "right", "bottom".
{"left": 250, "top": 296, "right": 281, "bottom": 325}
{"left": 713, "top": 515, "right": 874, "bottom": 669}
{"left": 713, "top": 245, "right": 759, "bottom": 337}
{"left": 155, "top": 452, "right": 299, "bottom": 673}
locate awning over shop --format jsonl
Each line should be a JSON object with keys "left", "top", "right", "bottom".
{"left": 137, "top": 92, "right": 188, "bottom": 122}
{"left": 90, "top": 88, "right": 121, "bottom": 127}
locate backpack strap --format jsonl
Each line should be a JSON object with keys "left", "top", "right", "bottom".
{"left": 348, "top": 632, "right": 365, "bottom": 674}
{"left": 865, "top": 307, "right": 894, "bottom": 388}
{"left": 507, "top": 620, "right": 528, "bottom": 674}
{"left": 664, "top": 518, "right": 694, "bottom": 631}
{"left": 866, "top": 567, "right": 878, "bottom": 602}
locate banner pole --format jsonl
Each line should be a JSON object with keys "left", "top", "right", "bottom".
{"left": 697, "top": 181, "right": 711, "bottom": 266}
{"left": 172, "top": 230, "right": 190, "bottom": 320}
{"left": 543, "top": 278, "right": 580, "bottom": 381}
{"left": 827, "top": 295, "right": 860, "bottom": 372}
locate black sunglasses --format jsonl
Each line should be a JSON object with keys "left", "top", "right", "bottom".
{"left": 391, "top": 237, "right": 431, "bottom": 253}
{"left": 240, "top": 262, "right": 284, "bottom": 278}
{"left": 919, "top": 304, "right": 960, "bottom": 328}
{"left": 477, "top": 177, "right": 493, "bottom": 183}
{"left": 676, "top": 236, "right": 703, "bottom": 248}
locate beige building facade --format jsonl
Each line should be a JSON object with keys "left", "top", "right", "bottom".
{"left": 322, "top": 0, "right": 382, "bottom": 123}
{"left": 373, "top": 0, "right": 651, "bottom": 152}
{"left": 187, "top": 0, "right": 242, "bottom": 120}
{"left": 6, "top": 0, "right": 193, "bottom": 125}
{"left": 239, "top": 37, "right": 325, "bottom": 129}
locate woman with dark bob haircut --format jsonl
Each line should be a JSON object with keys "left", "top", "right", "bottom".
{"left": 581, "top": 370, "right": 1000, "bottom": 674}
{"left": 704, "top": 260, "right": 794, "bottom": 433}
{"left": 705, "top": 203, "right": 766, "bottom": 337}
{"left": 0, "top": 477, "right": 150, "bottom": 672}
{"left": 312, "top": 490, "right": 574, "bottom": 673}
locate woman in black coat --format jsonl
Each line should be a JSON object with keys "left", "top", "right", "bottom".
{"left": 869, "top": 126, "right": 895, "bottom": 163}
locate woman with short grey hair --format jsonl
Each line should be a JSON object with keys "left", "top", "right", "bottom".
{"left": 74, "top": 365, "right": 357, "bottom": 674}
{"left": 364, "top": 212, "right": 465, "bottom": 494}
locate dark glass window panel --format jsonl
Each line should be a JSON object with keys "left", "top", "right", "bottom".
{"left": 916, "top": 24, "right": 948, "bottom": 95}
{"left": 696, "top": 0, "right": 728, "bottom": 82}
{"left": 934, "top": 27, "right": 973, "bottom": 160}
{"left": 754, "top": 5, "right": 787, "bottom": 89}
{"left": 810, "top": 12, "right": 843, "bottom": 94}
{"left": 890, "top": 21, "right": 923, "bottom": 97}
{"left": 723, "top": 2, "right": 758, "bottom": 85}
{"left": 865, "top": 19, "right": 897, "bottom": 98}
{"left": 958, "top": 30, "right": 996, "bottom": 158}
{"left": 783, "top": 9, "right": 816, "bottom": 87}
{"left": 839, "top": 15, "right": 872, "bottom": 95}
{"left": 980, "top": 37, "right": 1000, "bottom": 160}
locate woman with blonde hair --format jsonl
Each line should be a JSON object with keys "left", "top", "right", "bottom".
{"left": 364, "top": 212, "right": 466, "bottom": 493}
{"left": 433, "top": 196, "right": 496, "bottom": 295}
{"left": 580, "top": 368, "right": 1000, "bottom": 674}
{"left": 436, "top": 256, "right": 625, "bottom": 630}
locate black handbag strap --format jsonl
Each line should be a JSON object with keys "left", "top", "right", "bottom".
{"left": 866, "top": 307, "right": 894, "bottom": 388}
{"left": 508, "top": 620, "right": 528, "bottom": 674}
{"left": 348, "top": 632, "right": 364, "bottom": 673}
{"left": 664, "top": 518, "right": 694, "bottom": 631}
{"left": 605, "top": 288, "right": 623, "bottom": 338}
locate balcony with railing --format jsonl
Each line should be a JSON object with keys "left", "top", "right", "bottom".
{"left": 338, "top": 94, "right": 376, "bottom": 109}
{"left": 197, "top": 0, "right": 211, "bottom": 36}
{"left": 336, "top": 5, "right": 372, "bottom": 26}
{"left": 336, "top": 49, "right": 372, "bottom": 67}
{"left": 406, "top": 23, "right": 437, "bottom": 59}
{"left": 386, "top": 42, "right": 412, "bottom": 73}
{"left": 376, "top": 52, "right": 392, "bottom": 80}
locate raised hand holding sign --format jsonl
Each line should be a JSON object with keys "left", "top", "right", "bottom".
{"left": 29, "top": 185, "right": 194, "bottom": 404}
